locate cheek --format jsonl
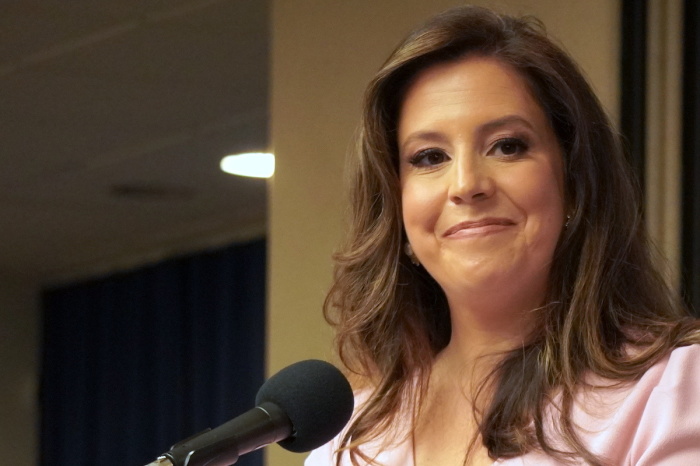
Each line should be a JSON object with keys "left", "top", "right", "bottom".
{"left": 401, "top": 180, "right": 443, "bottom": 239}
{"left": 512, "top": 168, "right": 565, "bottom": 245}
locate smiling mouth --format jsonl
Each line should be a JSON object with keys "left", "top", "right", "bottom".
{"left": 443, "top": 218, "right": 515, "bottom": 238}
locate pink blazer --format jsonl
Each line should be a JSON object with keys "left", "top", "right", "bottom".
{"left": 305, "top": 344, "right": 700, "bottom": 465}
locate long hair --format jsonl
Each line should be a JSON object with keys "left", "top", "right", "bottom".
{"left": 324, "top": 6, "right": 700, "bottom": 465}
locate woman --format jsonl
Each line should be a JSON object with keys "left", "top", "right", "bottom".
{"left": 307, "top": 6, "right": 700, "bottom": 466}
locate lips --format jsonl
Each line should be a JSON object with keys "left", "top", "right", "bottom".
{"left": 442, "top": 218, "right": 515, "bottom": 237}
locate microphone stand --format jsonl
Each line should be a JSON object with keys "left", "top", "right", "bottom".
{"left": 144, "top": 402, "right": 292, "bottom": 466}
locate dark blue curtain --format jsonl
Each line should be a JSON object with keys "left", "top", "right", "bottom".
{"left": 683, "top": 0, "right": 700, "bottom": 316}
{"left": 40, "top": 239, "right": 266, "bottom": 466}
{"left": 620, "top": 0, "right": 647, "bottom": 190}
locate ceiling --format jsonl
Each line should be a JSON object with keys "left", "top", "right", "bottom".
{"left": 0, "top": 0, "right": 269, "bottom": 283}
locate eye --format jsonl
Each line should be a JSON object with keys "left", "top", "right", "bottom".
{"left": 408, "top": 148, "right": 450, "bottom": 167}
{"left": 491, "top": 137, "right": 529, "bottom": 158}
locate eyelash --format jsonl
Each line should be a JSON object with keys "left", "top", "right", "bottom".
{"left": 491, "top": 137, "right": 529, "bottom": 158}
{"left": 408, "top": 148, "right": 448, "bottom": 167}
{"left": 407, "top": 137, "right": 530, "bottom": 167}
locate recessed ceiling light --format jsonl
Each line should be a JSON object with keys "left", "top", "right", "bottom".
{"left": 220, "top": 152, "right": 274, "bottom": 178}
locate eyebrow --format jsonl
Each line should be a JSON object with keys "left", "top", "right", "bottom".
{"left": 399, "top": 114, "right": 536, "bottom": 154}
{"left": 478, "top": 114, "right": 535, "bottom": 133}
{"left": 399, "top": 131, "right": 450, "bottom": 154}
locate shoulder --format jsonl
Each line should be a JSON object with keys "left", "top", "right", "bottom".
{"left": 305, "top": 390, "right": 370, "bottom": 466}
{"left": 625, "top": 344, "right": 700, "bottom": 464}
{"left": 573, "top": 344, "right": 700, "bottom": 465}
{"left": 648, "top": 342, "right": 700, "bottom": 385}
{"left": 304, "top": 436, "right": 340, "bottom": 466}
{"left": 501, "top": 345, "right": 700, "bottom": 465}
{"left": 304, "top": 388, "right": 414, "bottom": 466}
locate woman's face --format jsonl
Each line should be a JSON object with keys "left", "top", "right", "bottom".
{"left": 398, "top": 56, "right": 565, "bottom": 309}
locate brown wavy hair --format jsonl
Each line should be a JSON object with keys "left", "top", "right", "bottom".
{"left": 323, "top": 5, "right": 700, "bottom": 465}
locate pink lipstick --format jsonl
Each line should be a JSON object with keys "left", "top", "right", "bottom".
{"left": 443, "top": 218, "right": 515, "bottom": 238}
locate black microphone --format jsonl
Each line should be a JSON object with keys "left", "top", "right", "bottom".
{"left": 146, "top": 359, "right": 354, "bottom": 466}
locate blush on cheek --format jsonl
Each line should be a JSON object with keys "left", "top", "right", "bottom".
{"left": 402, "top": 185, "right": 442, "bottom": 226}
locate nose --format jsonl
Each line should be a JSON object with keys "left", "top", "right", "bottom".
{"left": 447, "top": 154, "right": 495, "bottom": 204}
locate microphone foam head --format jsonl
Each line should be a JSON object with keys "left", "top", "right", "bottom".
{"left": 255, "top": 359, "right": 353, "bottom": 453}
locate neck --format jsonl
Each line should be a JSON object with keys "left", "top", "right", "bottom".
{"left": 438, "top": 286, "right": 543, "bottom": 376}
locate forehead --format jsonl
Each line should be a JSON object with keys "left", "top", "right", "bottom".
{"left": 397, "top": 56, "right": 549, "bottom": 135}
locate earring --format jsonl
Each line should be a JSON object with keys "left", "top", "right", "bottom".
{"left": 404, "top": 242, "right": 420, "bottom": 266}
{"left": 565, "top": 214, "right": 571, "bottom": 229}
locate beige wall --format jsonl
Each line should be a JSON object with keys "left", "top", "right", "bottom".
{"left": 646, "top": 0, "right": 683, "bottom": 290}
{"left": 0, "top": 276, "right": 39, "bottom": 465}
{"left": 268, "top": 1, "right": 620, "bottom": 465}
